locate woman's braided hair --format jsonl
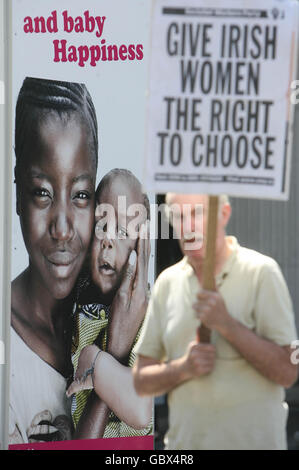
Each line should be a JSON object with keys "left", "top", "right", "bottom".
{"left": 15, "top": 77, "right": 98, "bottom": 180}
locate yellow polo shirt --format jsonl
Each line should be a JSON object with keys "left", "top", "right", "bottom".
{"left": 134, "top": 237, "right": 298, "bottom": 450}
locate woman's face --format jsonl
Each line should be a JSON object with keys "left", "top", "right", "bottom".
{"left": 17, "top": 113, "right": 96, "bottom": 299}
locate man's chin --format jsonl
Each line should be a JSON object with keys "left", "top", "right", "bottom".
{"left": 185, "top": 249, "right": 205, "bottom": 262}
{"left": 182, "top": 239, "right": 203, "bottom": 250}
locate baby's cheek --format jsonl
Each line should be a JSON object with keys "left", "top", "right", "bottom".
{"left": 118, "top": 239, "right": 135, "bottom": 265}
{"left": 128, "top": 237, "right": 138, "bottom": 253}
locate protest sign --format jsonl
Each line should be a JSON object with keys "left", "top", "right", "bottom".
{"left": 145, "top": 0, "right": 298, "bottom": 342}
{"left": 145, "top": 0, "right": 298, "bottom": 200}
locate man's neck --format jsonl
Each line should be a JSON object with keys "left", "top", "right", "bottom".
{"left": 188, "top": 236, "right": 232, "bottom": 284}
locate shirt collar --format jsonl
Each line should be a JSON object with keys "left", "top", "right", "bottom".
{"left": 181, "top": 236, "right": 239, "bottom": 288}
{"left": 215, "top": 236, "right": 239, "bottom": 287}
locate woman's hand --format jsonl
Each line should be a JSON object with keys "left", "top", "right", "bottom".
{"left": 107, "top": 221, "right": 150, "bottom": 362}
{"left": 66, "top": 344, "right": 101, "bottom": 396}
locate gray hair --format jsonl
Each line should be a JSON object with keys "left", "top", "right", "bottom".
{"left": 164, "top": 193, "right": 230, "bottom": 226}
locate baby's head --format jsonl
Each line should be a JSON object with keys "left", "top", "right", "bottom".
{"left": 91, "top": 169, "right": 150, "bottom": 303}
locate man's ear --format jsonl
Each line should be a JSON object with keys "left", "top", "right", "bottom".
{"left": 14, "top": 166, "right": 20, "bottom": 216}
{"left": 222, "top": 203, "right": 231, "bottom": 228}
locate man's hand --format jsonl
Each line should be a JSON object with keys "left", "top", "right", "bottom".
{"left": 193, "top": 290, "right": 232, "bottom": 335}
{"left": 193, "top": 291, "right": 298, "bottom": 389}
{"left": 107, "top": 222, "right": 150, "bottom": 362}
{"left": 133, "top": 339, "right": 216, "bottom": 397}
{"left": 183, "top": 340, "right": 216, "bottom": 379}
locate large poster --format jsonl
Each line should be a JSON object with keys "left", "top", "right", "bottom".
{"left": 145, "top": 0, "right": 298, "bottom": 200}
{"left": 9, "top": 0, "right": 154, "bottom": 450}
{"left": 0, "top": 0, "right": 8, "bottom": 450}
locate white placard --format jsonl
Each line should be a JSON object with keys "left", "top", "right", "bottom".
{"left": 145, "top": 0, "right": 298, "bottom": 200}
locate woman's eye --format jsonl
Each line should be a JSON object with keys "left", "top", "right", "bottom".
{"left": 73, "top": 191, "right": 91, "bottom": 206}
{"left": 32, "top": 188, "right": 51, "bottom": 199}
{"left": 75, "top": 191, "right": 90, "bottom": 200}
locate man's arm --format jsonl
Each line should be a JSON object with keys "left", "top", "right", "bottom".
{"left": 222, "top": 318, "right": 298, "bottom": 388}
{"left": 194, "top": 290, "right": 298, "bottom": 388}
{"left": 133, "top": 340, "right": 216, "bottom": 397}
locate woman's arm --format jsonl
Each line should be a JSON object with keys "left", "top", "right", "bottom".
{"left": 72, "top": 224, "right": 151, "bottom": 438}
{"left": 67, "top": 344, "right": 152, "bottom": 429}
{"left": 74, "top": 393, "right": 109, "bottom": 439}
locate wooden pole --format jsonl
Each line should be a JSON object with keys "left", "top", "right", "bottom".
{"left": 197, "top": 195, "right": 219, "bottom": 344}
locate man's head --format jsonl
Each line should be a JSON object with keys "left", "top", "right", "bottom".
{"left": 165, "top": 193, "right": 231, "bottom": 268}
{"left": 91, "top": 169, "right": 150, "bottom": 303}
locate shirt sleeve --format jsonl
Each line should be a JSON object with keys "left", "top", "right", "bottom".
{"left": 133, "top": 275, "right": 167, "bottom": 361}
{"left": 254, "top": 259, "right": 298, "bottom": 346}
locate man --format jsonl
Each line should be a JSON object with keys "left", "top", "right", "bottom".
{"left": 133, "top": 193, "right": 298, "bottom": 450}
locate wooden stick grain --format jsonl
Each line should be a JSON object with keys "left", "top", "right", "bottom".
{"left": 197, "top": 195, "right": 219, "bottom": 344}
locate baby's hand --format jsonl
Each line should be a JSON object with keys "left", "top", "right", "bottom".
{"left": 66, "top": 345, "right": 100, "bottom": 397}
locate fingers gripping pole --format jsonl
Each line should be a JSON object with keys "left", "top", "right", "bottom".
{"left": 197, "top": 195, "right": 219, "bottom": 344}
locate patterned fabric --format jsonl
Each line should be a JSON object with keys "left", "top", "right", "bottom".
{"left": 71, "top": 303, "right": 152, "bottom": 437}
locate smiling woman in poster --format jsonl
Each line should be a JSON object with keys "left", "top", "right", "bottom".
{"left": 9, "top": 77, "right": 151, "bottom": 445}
